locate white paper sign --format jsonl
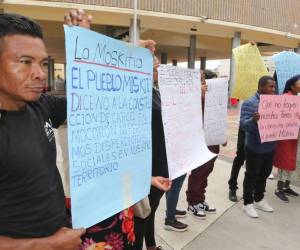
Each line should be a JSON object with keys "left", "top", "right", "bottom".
{"left": 158, "top": 65, "right": 216, "bottom": 179}
{"left": 204, "top": 78, "right": 229, "bottom": 146}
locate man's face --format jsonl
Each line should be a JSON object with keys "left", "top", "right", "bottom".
{"left": 260, "top": 80, "right": 276, "bottom": 95}
{"left": 0, "top": 34, "right": 48, "bottom": 109}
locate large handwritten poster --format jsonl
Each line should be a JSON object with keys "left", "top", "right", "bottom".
{"left": 64, "top": 26, "right": 153, "bottom": 228}
{"left": 258, "top": 95, "right": 300, "bottom": 143}
{"left": 204, "top": 78, "right": 228, "bottom": 146}
{"left": 232, "top": 44, "right": 269, "bottom": 100}
{"left": 158, "top": 65, "right": 216, "bottom": 179}
{"left": 272, "top": 51, "right": 300, "bottom": 94}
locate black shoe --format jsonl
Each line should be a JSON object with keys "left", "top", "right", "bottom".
{"left": 284, "top": 188, "right": 300, "bottom": 197}
{"left": 175, "top": 209, "right": 187, "bottom": 218}
{"left": 229, "top": 190, "right": 237, "bottom": 202}
{"left": 275, "top": 190, "right": 289, "bottom": 203}
{"left": 164, "top": 219, "right": 188, "bottom": 232}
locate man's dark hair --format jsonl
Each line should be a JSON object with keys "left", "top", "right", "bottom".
{"left": 204, "top": 69, "right": 217, "bottom": 80}
{"left": 283, "top": 74, "right": 300, "bottom": 93}
{"left": 258, "top": 75, "right": 274, "bottom": 88}
{"left": 0, "top": 13, "right": 43, "bottom": 54}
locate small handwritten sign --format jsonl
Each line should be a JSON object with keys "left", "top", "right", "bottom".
{"left": 232, "top": 44, "right": 269, "bottom": 100}
{"left": 258, "top": 95, "right": 300, "bottom": 143}
{"left": 272, "top": 51, "right": 300, "bottom": 93}
{"left": 158, "top": 65, "right": 216, "bottom": 179}
{"left": 204, "top": 78, "right": 228, "bottom": 146}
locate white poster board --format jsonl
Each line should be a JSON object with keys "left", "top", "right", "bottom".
{"left": 204, "top": 78, "right": 228, "bottom": 146}
{"left": 158, "top": 65, "right": 216, "bottom": 179}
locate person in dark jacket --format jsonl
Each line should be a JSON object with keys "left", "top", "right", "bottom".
{"left": 228, "top": 126, "right": 245, "bottom": 201}
{"left": 240, "top": 75, "right": 276, "bottom": 218}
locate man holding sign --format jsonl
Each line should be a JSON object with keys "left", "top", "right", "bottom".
{"left": 0, "top": 13, "right": 84, "bottom": 249}
{"left": 240, "top": 76, "right": 276, "bottom": 218}
{"left": 0, "top": 10, "right": 164, "bottom": 250}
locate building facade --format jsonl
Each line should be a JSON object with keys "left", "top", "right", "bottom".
{"left": 1, "top": 0, "right": 300, "bottom": 64}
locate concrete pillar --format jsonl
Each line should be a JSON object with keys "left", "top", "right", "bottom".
{"left": 200, "top": 57, "right": 206, "bottom": 70}
{"left": 188, "top": 35, "right": 196, "bottom": 69}
{"left": 161, "top": 52, "right": 168, "bottom": 64}
{"left": 172, "top": 59, "right": 178, "bottom": 66}
{"left": 129, "top": 19, "right": 140, "bottom": 45}
{"left": 229, "top": 32, "right": 241, "bottom": 97}
{"left": 294, "top": 44, "right": 300, "bottom": 54}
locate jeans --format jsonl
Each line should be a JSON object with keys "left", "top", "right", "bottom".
{"left": 228, "top": 127, "right": 245, "bottom": 191}
{"left": 165, "top": 174, "right": 186, "bottom": 221}
{"left": 243, "top": 147, "right": 274, "bottom": 205}
{"left": 186, "top": 145, "right": 220, "bottom": 205}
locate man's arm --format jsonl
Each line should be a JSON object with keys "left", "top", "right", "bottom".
{"left": 0, "top": 236, "right": 51, "bottom": 250}
{"left": 0, "top": 227, "right": 85, "bottom": 250}
{"left": 240, "top": 101, "right": 259, "bottom": 132}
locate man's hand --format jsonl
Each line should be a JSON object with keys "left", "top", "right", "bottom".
{"left": 139, "top": 40, "right": 156, "bottom": 54}
{"left": 0, "top": 227, "right": 85, "bottom": 250}
{"left": 64, "top": 9, "right": 92, "bottom": 29}
{"left": 47, "top": 227, "right": 86, "bottom": 250}
{"left": 151, "top": 176, "right": 172, "bottom": 191}
{"left": 253, "top": 112, "right": 260, "bottom": 122}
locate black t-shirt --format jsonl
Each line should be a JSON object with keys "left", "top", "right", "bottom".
{"left": 151, "top": 87, "right": 169, "bottom": 178}
{"left": 0, "top": 94, "right": 67, "bottom": 238}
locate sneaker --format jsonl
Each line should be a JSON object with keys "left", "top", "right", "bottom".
{"left": 254, "top": 199, "right": 274, "bottom": 212}
{"left": 229, "top": 190, "right": 238, "bottom": 202}
{"left": 200, "top": 202, "right": 216, "bottom": 214}
{"left": 156, "top": 246, "right": 164, "bottom": 250}
{"left": 243, "top": 204, "right": 259, "bottom": 218}
{"left": 187, "top": 204, "right": 206, "bottom": 219}
{"left": 175, "top": 209, "right": 187, "bottom": 218}
{"left": 284, "top": 188, "right": 300, "bottom": 197}
{"left": 268, "top": 173, "right": 274, "bottom": 180}
{"left": 275, "top": 190, "right": 289, "bottom": 202}
{"left": 164, "top": 219, "right": 188, "bottom": 232}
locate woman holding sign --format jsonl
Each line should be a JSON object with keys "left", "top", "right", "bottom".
{"left": 273, "top": 75, "right": 300, "bottom": 202}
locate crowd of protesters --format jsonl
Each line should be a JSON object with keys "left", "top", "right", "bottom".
{"left": 0, "top": 8, "right": 299, "bottom": 250}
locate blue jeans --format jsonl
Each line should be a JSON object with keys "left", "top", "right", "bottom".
{"left": 165, "top": 174, "right": 186, "bottom": 221}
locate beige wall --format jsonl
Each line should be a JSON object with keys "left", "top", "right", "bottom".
{"left": 2, "top": 0, "right": 299, "bottom": 62}
{"left": 33, "top": 0, "right": 300, "bottom": 35}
